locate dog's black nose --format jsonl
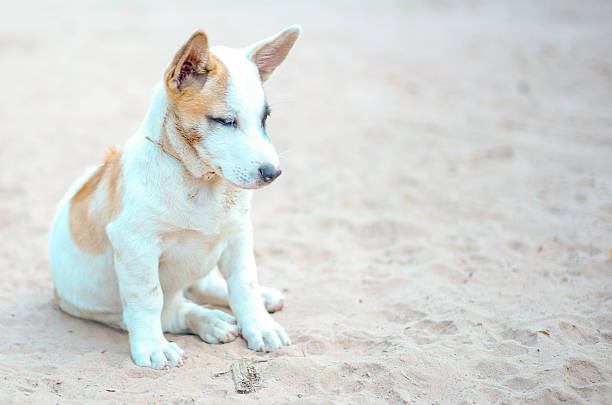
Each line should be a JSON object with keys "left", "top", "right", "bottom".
{"left": 259, "top": 164, "right": 282, "bottom": 183}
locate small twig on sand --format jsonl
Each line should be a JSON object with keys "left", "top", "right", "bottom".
{"left": 231, "top": 359, "right": 262, "bottom": 394}
{"left": 212, "top": 370, "right": 230, "bottom": 378}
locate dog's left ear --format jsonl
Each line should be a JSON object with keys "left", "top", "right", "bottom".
{"left": 166, "top": 30, "right": 210, "bottom": 93}
{"left": 245, "top": 25, "right": 302, "bottom": 82}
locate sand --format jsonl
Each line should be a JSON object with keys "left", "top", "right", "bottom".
{"left": 1, "top": 1, "right": 611, "bottom": 404}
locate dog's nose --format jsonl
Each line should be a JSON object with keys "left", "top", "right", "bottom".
{"left": 259, "top": 164, "right": 282, "bottom": 183}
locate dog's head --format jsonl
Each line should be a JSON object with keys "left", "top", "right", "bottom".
{"left": 163, "top": 26, "right": 301, "bottom": 188}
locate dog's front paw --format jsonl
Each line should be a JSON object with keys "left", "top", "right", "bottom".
{"left": 240, "top": 314, "right": 290, "bottom": 352}
{"left": 131, "top": 339, "right": 184, "bottom": 370}
{"left": 259, "top": 286, "right": 285, "bottom": 313}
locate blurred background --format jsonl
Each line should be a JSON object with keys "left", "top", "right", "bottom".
{"left": 1, "top": 1, "right": 611, "bottom": 403}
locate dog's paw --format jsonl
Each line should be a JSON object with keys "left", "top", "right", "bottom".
{"left": 188, "top": 308, "right": 240, "bottom": 344}
{"left": 240, "top": 313, "right": 290, "bottom": 352}
{"left": 260, "top": 286, "right": 285, "bottom": 313}
{"left": 131, "top": 339, "right": 184, "bottom": 370}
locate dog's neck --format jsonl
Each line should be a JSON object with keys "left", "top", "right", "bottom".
{"left": 141, "top": 83, "right": 216, "bottom": 180}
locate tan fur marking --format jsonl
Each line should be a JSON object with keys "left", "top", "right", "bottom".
{"left": 69, "top": 148, "right": 123, "bottom": 255}
{"left": 170, "top": 53, "right": 230, "bottom": 123}
{"left": 160, "top": 31, "right": 232, "bottom": 178}
{"left": 173, "top": 114, "right": 203, "bottom": 145}
{"left": 164, "top": 30, "right": 230, "bottom": 125}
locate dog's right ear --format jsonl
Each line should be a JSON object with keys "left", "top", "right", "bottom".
{"left": 166, "top": 31, "right": 210, "bottom": 93}
{"left": 245, "top": 25, "right": 302, "bottom": 82}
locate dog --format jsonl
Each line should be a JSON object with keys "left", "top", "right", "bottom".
{"left": 49, "top": 25, "right": 301, "bottom": 369}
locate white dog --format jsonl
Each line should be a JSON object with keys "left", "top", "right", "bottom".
{"left": 49, "top": 26, "right": 301, "bottom": 369}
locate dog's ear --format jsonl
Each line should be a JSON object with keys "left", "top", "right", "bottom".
{"left": 245, "top": 25, "right": 302, "bottom": 82}
{"left": 166, "top": 30, "right": 210, "bottom": 93}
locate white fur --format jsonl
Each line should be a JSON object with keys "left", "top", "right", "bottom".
{"left": 49, "top": 26, "right": 300, "bottom": 370}
{"left": 196, "top": 45, "right": 280, "bottom": 188}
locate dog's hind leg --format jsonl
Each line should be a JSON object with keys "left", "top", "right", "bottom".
{"left": 184, "top": 269, "right": 229, "bottom": 307}
{"left": 161, "top": 291, "right": 240, "bottom": 344}
{"left": 185, "top": 268, "right": 285, "bottom": 313}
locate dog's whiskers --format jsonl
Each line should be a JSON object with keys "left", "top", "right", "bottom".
{"left": 277, "top": 149, "right": 291, "bottom": 161}
{"left": 268, "top": 98, "right": 297, "bottom": 109}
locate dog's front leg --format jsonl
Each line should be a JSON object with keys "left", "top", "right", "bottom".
{"left": 109, "top": 227, "right": 184, "bottom": 369}
{"left": 219, "top": 225, "right": 290, "bottom": 352}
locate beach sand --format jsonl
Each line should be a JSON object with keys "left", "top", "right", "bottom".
{"left": 0, "top": 1, "right": 611, "bottom": 403}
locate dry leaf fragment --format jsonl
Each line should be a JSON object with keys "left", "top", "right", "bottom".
{"left": 538, "top": 330, "right": 550, "bottom": 336}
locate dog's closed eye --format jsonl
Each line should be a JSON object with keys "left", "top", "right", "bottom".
{"left": 208, "top": 116, "right": 237, "bottom": 128}
{"left": 262, "top": 104, "right": 271, "bottom": 129}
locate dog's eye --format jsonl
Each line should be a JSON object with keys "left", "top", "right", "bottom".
{"left": 208, "top": 116, "right": 237, "bottom": 128}
{"left": 262, "top": 106, "right": 271, "bottom": 128}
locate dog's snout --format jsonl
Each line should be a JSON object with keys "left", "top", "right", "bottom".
{"left": 259, "top": 164, "right": 282, "bottom": 183}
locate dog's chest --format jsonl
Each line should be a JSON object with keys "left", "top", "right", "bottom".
{"left": 171, "top": 177, "right": 251, "bottom": 234}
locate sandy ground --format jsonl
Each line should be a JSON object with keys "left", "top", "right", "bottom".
{"left": 1, "top": 1, "right": 611, "bottom": 404}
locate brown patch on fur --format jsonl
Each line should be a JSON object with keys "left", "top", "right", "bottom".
{"left": 169, "top": 53, "right": 230, "bottom": 125}
{"left": 69, "top": 148, "right": 123, "bottom": 255}
{"left": 164, "top": 30, "right": 230, "bottom": 127}
{"left": 158, "top": 31, "right": 232, "bottom": 178}
{"left": 173, "top": 114, "right": 203, "bottom": 145}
